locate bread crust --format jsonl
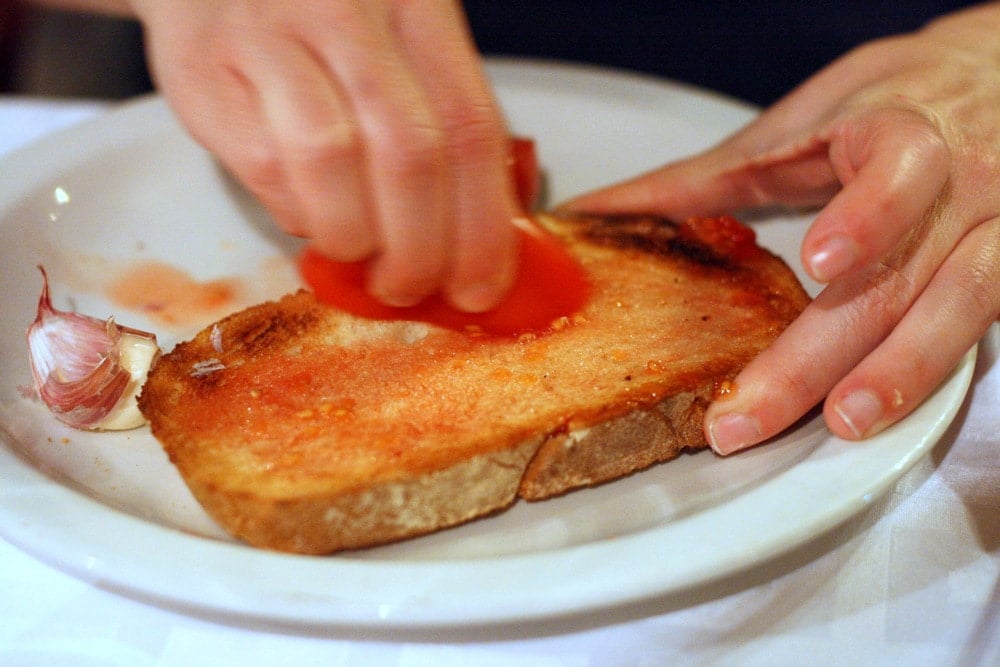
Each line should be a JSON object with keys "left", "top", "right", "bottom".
{"left": 193, "top": 438, "right": 542, "bottom": 554}
{"left": 138, "top": 213, "right": 810, "bottom": 554}
{"left": 520, "top": 389, "right": 707, "bottom": 500}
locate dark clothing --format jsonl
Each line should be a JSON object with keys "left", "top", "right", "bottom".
{"left": 464, "top": 1, "right": 981, "bottom": 106}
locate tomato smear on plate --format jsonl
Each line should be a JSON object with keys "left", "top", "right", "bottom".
{"left": 298, "top": 137, "right": 591, "bottom": 337}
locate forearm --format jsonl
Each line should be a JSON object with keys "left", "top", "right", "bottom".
{"left": 923, "top": 1, "right": 1000, "bottom": 48}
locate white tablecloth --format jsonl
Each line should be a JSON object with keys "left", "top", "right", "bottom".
{"left": 1, "top": 97, "right": 997, "bottom": 667}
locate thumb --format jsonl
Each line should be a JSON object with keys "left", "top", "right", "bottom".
{"left": 560, "top": 131, "right": 841, "bottom": 219}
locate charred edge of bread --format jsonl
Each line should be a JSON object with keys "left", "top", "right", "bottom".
{"left": 574, "top": 213, "right": 726, "bottom": 264}
{"left": 568, "top": 212, "right": 809, "bottom": 323}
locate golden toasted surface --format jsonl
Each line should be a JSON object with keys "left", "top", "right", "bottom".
{"left": 138, "top": 213, "right": 809, "bottom": 553}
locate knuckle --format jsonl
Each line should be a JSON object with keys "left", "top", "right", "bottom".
{"left": 376, "top": 122, "right": 446, "bottom": 180}
{"left": 956, "top": 144, "right": 1000, "bottom": 199}
{"left": 281, "top": 119, "right": 361, "bottom": 169}
{"left": 376, "top": 250, "right": 446, "bottom": 301}
{"left": 906, "top": 117, "right": 949, "bottom": 158}
{"left": 314, "top": 229, "right": 377, "bottom": 264}
{"left": 441, "top": 102, "right": 506, "bottom": 158}
{"left": 905, "top": 126, "right": 952, "bottom": 194}
{"left": 864, "top": 261, "right": 915, "bottom": 315}
{"left": 454, "top": 220, "right": 515, "bottom": 281}
{"left": 757, "top": 362, "right": 816, "bottom": 418}
{"left": 951, "top": 246, "right": 1000, "bottom": 318}
{"left": 236, "top": 141, "right": 285, "bottom": 194}
{"left": 825, "top": 262, "right": 914, "bottom": 348}
{"left": 877, "top": 125, "right": 949, "bottom": 217}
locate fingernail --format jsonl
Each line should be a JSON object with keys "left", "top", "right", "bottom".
{"left": 450, "top": 281, "right": 503, "bottom": 313}
{"left": 708, "top": 412, "right": 762, "bottom": 456}
{"left": 808, "top": 235, "right": 858, "bottom": 282}
{"left": 834, "top": 389, "right": 883, "bottom": 438}
{"left": 449, "top": 254, "right": 516, "bottom": 313}
{"left": 371, "top": 288, "right": 424, "bottom": 309}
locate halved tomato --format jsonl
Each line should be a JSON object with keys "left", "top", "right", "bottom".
{"left": 298, "top": 137, "right": 589, "bottom": 337}
{"left": 299, "top": 217, "right": 589, "bottom": 337}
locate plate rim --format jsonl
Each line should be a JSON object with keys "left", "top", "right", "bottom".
{"left": 0, "top": 59, "right": 977, "bottom": 629}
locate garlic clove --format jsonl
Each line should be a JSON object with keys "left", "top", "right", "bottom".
{"left": 88, "top": 329, "right": 161, "bottom": 430}
{"left": 26, "top": 267, "right": 160, "bottom": 430}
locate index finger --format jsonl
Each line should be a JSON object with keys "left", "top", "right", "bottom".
{"left": 559, "top": 128, "right": 841, "bottom": 220}
{"left": 301, "top": 2, "right": 453, "bottom": 306}
{"left": 392, "top": 0, "right": 519, "bottom": 312}
{"left": 800, "top": 106, "right": 951, "bottom": 283}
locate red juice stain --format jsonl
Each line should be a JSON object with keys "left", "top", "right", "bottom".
{"left": 104, "top": 261, "right": 242, "bottom": 327}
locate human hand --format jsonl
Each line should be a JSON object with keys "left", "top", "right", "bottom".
{"left": 127, "top": 0, "right": 519, "bottom": 311}
{"left": 563, "top": 4, "right": 1000, "bottom": 453}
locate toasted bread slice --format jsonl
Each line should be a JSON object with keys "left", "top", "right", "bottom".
{"left": 138, "top": 213, "right": 809, "bottom": 554}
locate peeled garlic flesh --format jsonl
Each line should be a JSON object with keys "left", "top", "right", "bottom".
{"left": 90, "top": 330, "right": 160, "bottom": 430}
{"left": 26, "top": 267, "right": 160, "bottom": 430}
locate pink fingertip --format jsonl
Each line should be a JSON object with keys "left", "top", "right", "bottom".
{"left": 807, "top": 234, "right": 858, "bottom": 283}
{"left": 833, "top": 389, "right": 884, "bottom": 439}
{"left": 707, "top": 412, "right": 763, "bottom": 456}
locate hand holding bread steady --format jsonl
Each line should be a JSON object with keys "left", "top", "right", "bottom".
{"left": 124, "top": 0, "right": 520, "bottom": 313}
{"left": 565, "top": 4, "right": 1000, "bottom": 453}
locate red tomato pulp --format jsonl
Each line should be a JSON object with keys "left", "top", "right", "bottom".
{"left": 298, "top": 138, "right": 591, "bottom": 337}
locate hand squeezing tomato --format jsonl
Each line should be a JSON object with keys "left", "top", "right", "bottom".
{"left": 298, "top": 137, "right": 591, "bottom": 337}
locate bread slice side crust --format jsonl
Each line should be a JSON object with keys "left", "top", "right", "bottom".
{"left": 520, "top": 387, "right": 708, "bottom": 501}
{"left": 189, "top": 437, "right": 542, "bottom": 554}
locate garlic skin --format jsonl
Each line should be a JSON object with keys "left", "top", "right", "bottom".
{"left": 26, "top": 267, "right": 160, "bottom": 430}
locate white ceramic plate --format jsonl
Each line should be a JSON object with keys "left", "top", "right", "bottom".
{"left": 0, "top": 60, "right": 975, "bottom": 629}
